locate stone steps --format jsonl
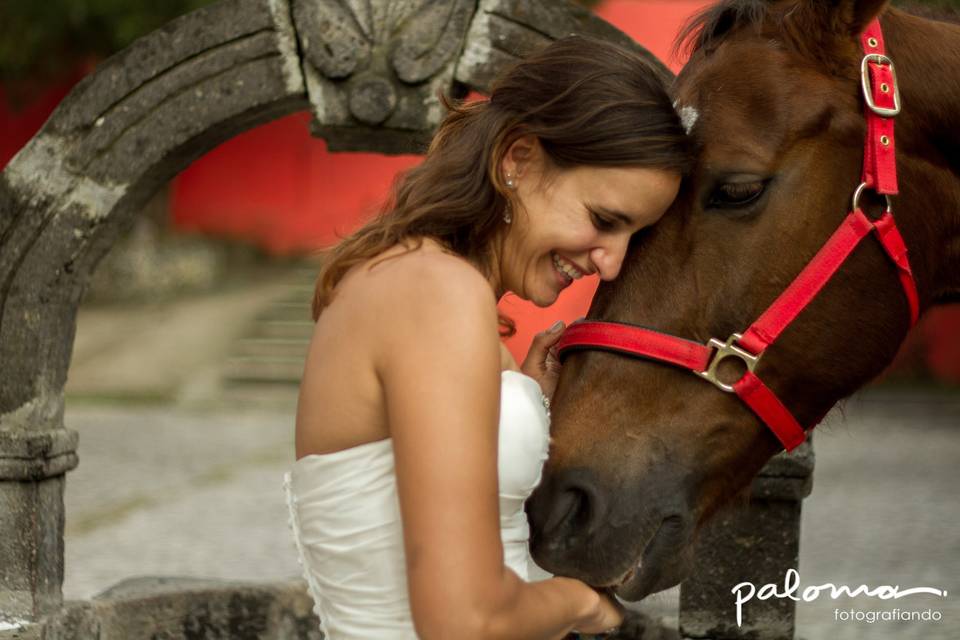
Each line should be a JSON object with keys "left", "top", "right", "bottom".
{"left": 234, "top": 338, "right": 311, "bottom": 359}
{"left": 220, "top": 266, "right": 317, "bottom": 401}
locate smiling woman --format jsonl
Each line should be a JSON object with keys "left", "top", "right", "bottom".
{"left": 289, "top": 35, "right": 692, "bottom": 639}
{"left": 311, "top": 35, "right": 691, "bottom": 331}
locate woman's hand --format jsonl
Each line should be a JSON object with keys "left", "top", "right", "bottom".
{"left": 521, "top": 320, "right": 565, "bottom": 399}
{"left": 573, "top": 589, "right": 625, "bottom": 636}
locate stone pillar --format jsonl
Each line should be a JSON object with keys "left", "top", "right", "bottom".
{"left": 0, "top": 428, "right": 78, "bottom": 624}
{"left": 679, "top": 440, "right": 814, "bottom": 640}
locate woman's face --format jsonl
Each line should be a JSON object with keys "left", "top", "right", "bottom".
{"left": 498, "top": 138, "right": 681, "bottom": 306}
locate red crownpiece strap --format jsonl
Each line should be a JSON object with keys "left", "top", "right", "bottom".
{"left": 861, "top": 19, "right": 899, "bottom": 194}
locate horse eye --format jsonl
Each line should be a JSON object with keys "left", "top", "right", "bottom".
{"left": 707, "top": 180, "right": 767, "bottom": 209}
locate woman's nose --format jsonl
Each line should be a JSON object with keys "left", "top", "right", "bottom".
{"left": 590, "top": 240, "right": 628, "bottom": 281}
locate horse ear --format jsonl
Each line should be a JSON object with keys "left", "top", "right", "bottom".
{"left": 846, "top": 0, "right": 891, "bottom": 34}
{"left": 829, "top": 0, "right": 891, "bottom": 36}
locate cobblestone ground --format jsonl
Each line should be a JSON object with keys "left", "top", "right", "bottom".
{"left": 62, "top": 389, "right": 959, "bottom": 639}
{"left": 795, "top": 390, "right": 960, "bottom": 640}
{"left": 63, "top": 404, "right": 301, "bottom": 599}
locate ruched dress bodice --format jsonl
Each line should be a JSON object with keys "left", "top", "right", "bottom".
{"left": 284, "top": 370, "right": 551, "bottom": 639}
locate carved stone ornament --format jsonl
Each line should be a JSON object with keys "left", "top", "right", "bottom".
{"left": 293, "top": 0, "right": 477, "bottom": 154}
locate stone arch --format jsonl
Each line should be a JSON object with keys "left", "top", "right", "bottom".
{"left": 0, "top": 0, "right": 663, "bottom": 625}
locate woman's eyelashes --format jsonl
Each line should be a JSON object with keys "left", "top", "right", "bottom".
{"left": 587, "top": 207, "right": 616, "bottom": 231}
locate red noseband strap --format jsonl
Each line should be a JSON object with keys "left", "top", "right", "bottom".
{"left": 558, "top": 323, "right": 711, "bottom": 372}
{"left": 556, "top": 19, "right": 919, "bottom": 452}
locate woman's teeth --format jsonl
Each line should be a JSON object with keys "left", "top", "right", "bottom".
{"left": 552, "top": 253, "right": 582, "bottom": 280}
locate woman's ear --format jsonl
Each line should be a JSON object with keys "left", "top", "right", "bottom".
{"left": 502, "top": 135, "right": 539, "bottom": 180}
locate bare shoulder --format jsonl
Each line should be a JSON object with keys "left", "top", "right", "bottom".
{"left": 342, "top": 238, "right": 496, "bottom": 322}
{"left": 330, "top": 238, "right": 500, "bottom": 368}
{"left": 373, "top": 240, "right": 491, "bottom": 298}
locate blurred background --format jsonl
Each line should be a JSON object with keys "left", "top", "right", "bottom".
{"left": 2, "top": 2, "right": 958, "bottom": 639}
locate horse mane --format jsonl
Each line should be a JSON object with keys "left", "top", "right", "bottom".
{"left": 673, "top": 0, "right": 834, "bottom": 68}
{"left": 677, "top": 0, "right": 960, "bottom": 59}
{"left": 675, "top": 0, "right": 773, "bottom": 57}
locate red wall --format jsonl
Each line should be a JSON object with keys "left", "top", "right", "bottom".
{"left": 170, "top": 113, "right": 419, "bottom": 253}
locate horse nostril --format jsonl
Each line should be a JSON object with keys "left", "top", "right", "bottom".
{"left": 542, "top": 488, "right": 587, "bottom": 538}
{"left": 530, "top": 468, "right": 609, "bottom": 550}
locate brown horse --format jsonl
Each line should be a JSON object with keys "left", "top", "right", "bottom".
{"left": 527, "top": 0, "right": 960, "bottom": 601}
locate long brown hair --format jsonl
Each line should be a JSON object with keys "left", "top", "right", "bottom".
{"left": 311, "top": 36, "right": 692, "bottom": 325}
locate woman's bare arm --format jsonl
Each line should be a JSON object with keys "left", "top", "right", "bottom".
{"left": 364, "top": 250, "right": 611, "bottom": 639}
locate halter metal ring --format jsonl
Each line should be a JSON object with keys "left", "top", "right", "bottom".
{"left": 697, "top": 333, "right": 761, "bottom": 393}
{"left": 851, "top": 182, "right": 893, "bottom": 213}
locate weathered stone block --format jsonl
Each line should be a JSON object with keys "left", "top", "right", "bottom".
{"left": 455, "top": 0, "right": 670, "bottom": 93}
{"left": 679, "top": 498, "right": 803, "bottom": 640}
{"left": 678, "top": 440, "right": 813, "bottom": 639}
{"left": 0, "top": 477, "right": 66, "bottom": 619}
{"left": 42, "top": 578, "right": 320, "bottom": 640}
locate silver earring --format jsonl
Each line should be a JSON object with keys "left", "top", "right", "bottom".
{"left": 505, "top": 172, "right": 517, "bottom": 189}
{"left": 503, "top": 201, "right": 512, "bottom": 224}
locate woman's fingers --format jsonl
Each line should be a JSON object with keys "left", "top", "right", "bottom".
{"left": 522, "top": 321, "right": 565, "bottom": 371}
{"left": 522, "top": 321, "right": 565, "bottom": 399}
{"left": 573, "top": 589, "right": 625, "bottom": 635}
{"left": 534, "top": 321, "right": 565, "bottom": 355}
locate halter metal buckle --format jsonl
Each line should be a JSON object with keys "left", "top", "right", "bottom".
{"left": 860, "top": 54, "right": 900, "bottom": 117}
{"left": 697, "top": 333, "right": 761, "bottom": 393}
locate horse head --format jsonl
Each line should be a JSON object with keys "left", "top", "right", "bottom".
{"left": 527, "top": 0, "right": 960, "bottom": 600}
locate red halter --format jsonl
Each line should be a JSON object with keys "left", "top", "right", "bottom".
{"left": 556, "top": 20, "right": 919, "bottom": 452}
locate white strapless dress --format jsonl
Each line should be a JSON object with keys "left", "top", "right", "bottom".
{"left": 283, "top": 370, "right": 552, "bottom": 639}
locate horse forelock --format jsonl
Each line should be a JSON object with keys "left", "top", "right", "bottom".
{"left": 674, "top": 0, "right": 886, "bottom": 77}
{"left": 675, "top": 0, "right": 772, "bottom": 59}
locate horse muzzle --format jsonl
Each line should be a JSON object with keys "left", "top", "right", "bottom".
{"left": 526, "top": 463, "right": 697, "bottom": 600}
{"left": 613, "top": 513, "right": 697, "bottom": 600}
